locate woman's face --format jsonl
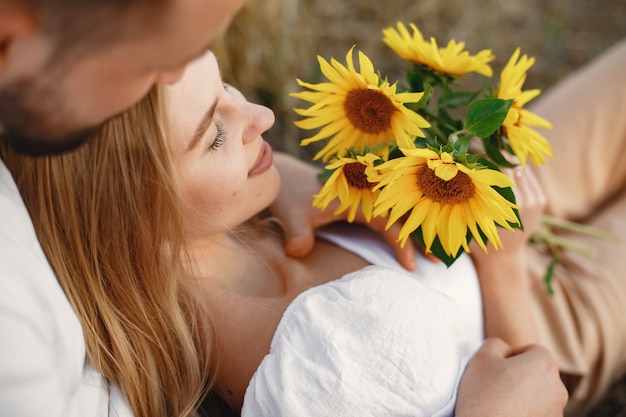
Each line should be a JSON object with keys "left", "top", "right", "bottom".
{"left": 168, "top": 51, "right": 280, "bottom": 237}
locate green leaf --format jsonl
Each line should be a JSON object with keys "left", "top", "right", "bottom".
{"left": 404, "top": 83, "right": 432, "bottom": 113}
{"left": 406, "top": 68, "right": 426, "bottom": 92}
{"left": 413, "top": 136, "right": 431, "bottom": 149}
{"left": 465, "top": 98, "right": 513, "bottom": 138}
{"left": 483, "top": 136, "right": 517, "bottom": 168}
{"left": 412, "top": 227, "right": 468, "bottom": 267}
{"left": 450, "top": 132, "right": 474, "bottom": 154}
{"left": 316, "top": 168, "right": 334, "bottom": 183}
{"left": 543, "top": 258, "right": 559, "bottom": 295}
{"left": 438, "top": 108, "right": 464, "bottom": 134}
{"left": 438, "top": 89, "right": 480, "bottom": 109}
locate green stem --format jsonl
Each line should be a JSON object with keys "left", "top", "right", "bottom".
{"left": 540, "top": 214, "right": 621, "bottom": 242}
{"left": 531, "top": 227, "right": 597, "bottom": 258}
{"left": 449, "top": 129, "right": 472, "bottom": 142}
{"left": 420, "top": 108, "right": 460, "bottom": 134}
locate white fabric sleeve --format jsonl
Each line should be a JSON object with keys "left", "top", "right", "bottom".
{"left": 242, "top": 265, "right": 479, "bottom": 417}
{"left": 0, "top": 162, "right": 132, "bottom": 417}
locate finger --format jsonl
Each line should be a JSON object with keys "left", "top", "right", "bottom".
{"left": 510, "top": 167, "right": 544, "bottom": 204}
{"left": 475, "top": 337, "right": 513, "bottom": 359}
{"left": 525, "top": 168, "right": 547, "bottom": 207}
{"left": 510, "top": 169, "right": 546, "bottom": 235}
{"left": 422, "top": 251, "right": 441, "bottom": 263}
{"left": 390, "top": 232, "right": 417, "bottom": 271}
{"left": 506, "top": 168, "right": 540, "bottom": 219}
{"left": 365, "top": 217, "right": 418, "bottom": 271}
{"left": 509, "top": 343, "right": 552, "bottom": 359}
{"left": 283, "top": 214, "right": 316, "bottom": 258}
{"left": 372, "top": 214, "right": 442, "bottom": 267}
{"left": 508, "top": 344, "right": 564, "bottom": 387}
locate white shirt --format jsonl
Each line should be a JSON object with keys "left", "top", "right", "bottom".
{"left": 242, "top": 224, "right": 483, "bottom": 416}
{"left": 0, "top": 160, "right": 131, "bottom": 417}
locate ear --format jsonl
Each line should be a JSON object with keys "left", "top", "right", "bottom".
{"left": 0, "top": 3, "right": 37, "bottom": 73}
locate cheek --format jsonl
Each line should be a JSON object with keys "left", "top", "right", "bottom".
{"left": 182, "top": 163, "right": 245, "bottom": 215}
{"left": 83, "top": 79, "right": 154, "bottom": 121}
{"left": 63, "top": 62, "right": 157, "bottom": 124}
{"left": 248, "top": 166, "right": 281, "bottom": 206}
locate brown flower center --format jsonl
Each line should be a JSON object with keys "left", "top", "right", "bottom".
{"left": 344, "top": 89, "right": 396, "bottom": 133}
{"left": 343, "top": 162, "right": 372, "bottom": 190}
{"left": 417, "top": 165, "right": 475, "bottom": 204}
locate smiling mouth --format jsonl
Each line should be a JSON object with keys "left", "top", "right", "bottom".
{"left": 248, "top": 140, "right": 274, "bottom": 177}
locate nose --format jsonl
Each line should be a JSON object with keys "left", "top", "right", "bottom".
{"left": 243, "top": 103, "right": 275, "bottom": 144}
{"left": 155, "top": 65, "right": 187, "bottom": 85}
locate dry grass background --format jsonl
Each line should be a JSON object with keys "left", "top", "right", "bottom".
{"left": 215, "top": 0, "right": 625, "bottom": 159}
{"left": 214, "top": 1, "right": 626, "bottom": 414}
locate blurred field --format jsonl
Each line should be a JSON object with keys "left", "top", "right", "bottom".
{"left": 215, "top": 2, "right": 625, "bottom": 414}
{"left": 215, "top": 0, "right": 625, "bottom": 159}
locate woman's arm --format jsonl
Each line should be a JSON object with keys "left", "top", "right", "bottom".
{"left": 470, "top": 167, "right": 546, "bottom": 347}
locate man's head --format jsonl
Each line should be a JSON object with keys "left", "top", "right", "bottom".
{"left": 0, "top": 0, "right": 245, "bottom": 155}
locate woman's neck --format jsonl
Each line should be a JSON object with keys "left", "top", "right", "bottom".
{"left": 185, "top": 225, "right": 371, "bottom": 412}
{"left": 187, "top": 223, "right": 374, "bottom": 297}
{"left": 185, "top": 226, "right": 288, "bottom": 296}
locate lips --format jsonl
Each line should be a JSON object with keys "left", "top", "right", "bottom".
{"left": 248, "top": 140, "right": 274, "bottom": 177}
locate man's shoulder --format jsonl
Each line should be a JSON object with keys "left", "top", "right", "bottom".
{"left": 0, "top": 159, "right": 52, "bottom": 283}
{"left": 0, "top": 162, "right": 93, "bottom": 417}
{"left": 0, "top": 159, "right": 80, "bottom": 336}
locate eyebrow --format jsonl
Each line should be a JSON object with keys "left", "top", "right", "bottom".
{"left": 187, "top": 99, "right": 218, "bottom": 152}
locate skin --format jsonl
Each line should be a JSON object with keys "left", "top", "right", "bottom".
{"left": 469, "top": 166, "right": 546, "bottom": 348}
{"left": 270, "top": 151, "right": 421, "bottom": 270}
{"left": 168, "top": 54, "right": 280, "bottom": 240}
{"left": 456, "top": 338, "right": 568, "bottom": 417}
{"left": 166, "top": 51, "right": 567, "bottom": 415}
{"left": 0, "top": 0, "right": 245, "bottom": 153}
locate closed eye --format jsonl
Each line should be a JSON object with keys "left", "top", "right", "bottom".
{"left": 209, "top": 121, "right": 227, "bottom": 151}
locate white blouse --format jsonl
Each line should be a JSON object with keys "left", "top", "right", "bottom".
{"left": 242, "top": 224, "right": 484, "bottom": 417}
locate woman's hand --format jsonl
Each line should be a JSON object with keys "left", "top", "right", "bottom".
{"left": 456, "top": 338, "right": 568, "bottom": 417}
{"left": 470, "top": 166, "right": 546, "bottom": 269}
{"left": 270, "top": 152, "right": 419, "bottom": 270}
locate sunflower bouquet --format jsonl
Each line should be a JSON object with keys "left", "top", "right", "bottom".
{"left": 290, "top": 22, "right": 611, "bottom": 280}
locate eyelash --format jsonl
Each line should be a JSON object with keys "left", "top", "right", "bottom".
{"left": 209, "top": 121, "right": 227, "bottom": 151}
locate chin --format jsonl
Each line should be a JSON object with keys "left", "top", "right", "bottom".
{"left": 248, "top": 164, "right": 280, "bottom": 214}
{"left": 261, "top": 165, "right": 281, "bottom": 208}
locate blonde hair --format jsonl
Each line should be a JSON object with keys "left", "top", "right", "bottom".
{"left": 0, "top": 86, "right": 215, "bottom": 417}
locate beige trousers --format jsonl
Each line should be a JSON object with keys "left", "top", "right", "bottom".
{"left": 526, "top": 39, "right": 626, "bottom": 416}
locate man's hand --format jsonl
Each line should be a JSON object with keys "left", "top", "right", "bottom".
{"left": 456, "top": 338, "right": 568, "bottom": 417}
{"left": 270, "top": 152, "right": 418, "bottom": 270}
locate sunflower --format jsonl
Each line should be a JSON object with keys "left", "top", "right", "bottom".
{"left": 371, "top": 148, "right": 519, "bottom": 256}
{"left": 313, "top": 153, "right": 383, "bottom": 222}
{"left": 497, "top": 48, "right": 553, "bottom": 167}
{"left": 291, "top": 46, "right": 430, "bottom": 161}
{"left": 382, "top": 22, "right": 494, "bottom": 77}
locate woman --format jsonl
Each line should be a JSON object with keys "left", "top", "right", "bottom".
{"left": 0, "top": 55, "right": 423, "bottom": 417}
{"left": 5, "top": 41, "right": 625, "bottom": 415}
{"left": 0, "top": 86, "right": 218, "bottom": 417}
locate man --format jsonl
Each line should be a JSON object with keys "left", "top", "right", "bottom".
{"left": 0, "top": 0, "right": 244, "bottom": 155}
{"left": 0, "top": 1, "right": 246, "bottom": 416}
{"left": 0, "top": 1, "right": 566, "bottom": 416}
